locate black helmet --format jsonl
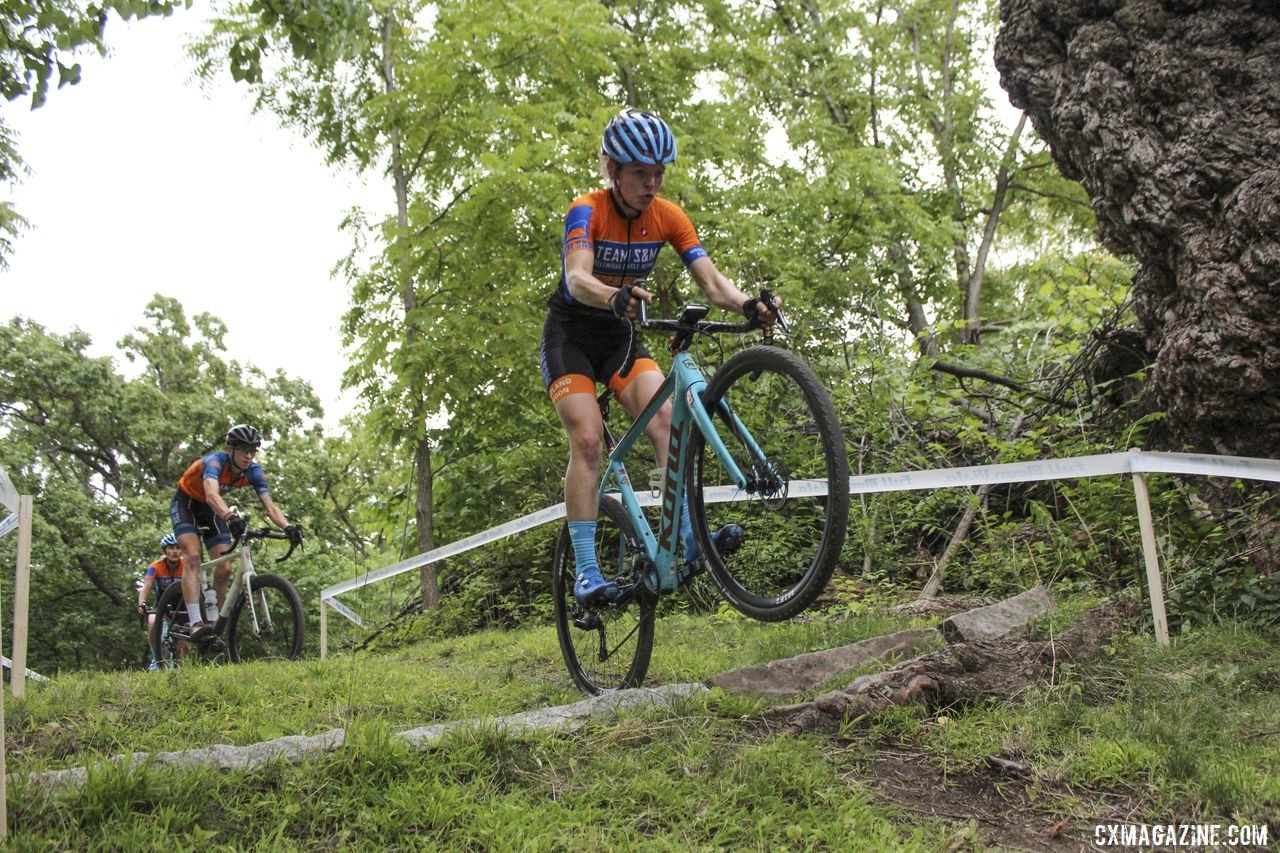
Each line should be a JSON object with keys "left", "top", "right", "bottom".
{"left": 225, "top": 424, "right": 263, "bottom": 449}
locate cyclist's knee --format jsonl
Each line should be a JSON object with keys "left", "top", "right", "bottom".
{"left": 647, "top": 405, "right": 673, "bottom": 440}
{"left": 568, "top": 429, "right": 604, "bottom": 464}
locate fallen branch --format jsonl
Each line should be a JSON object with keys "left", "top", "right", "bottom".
{"left": 931, "top": 360, "right": 1025, "bottom": 392}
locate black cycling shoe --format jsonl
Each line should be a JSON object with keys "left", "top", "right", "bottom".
{"left": 679, "top": 524, "right": 745, "bottom": 585}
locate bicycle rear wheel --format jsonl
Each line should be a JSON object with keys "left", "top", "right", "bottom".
{"left": 226, "top": 573, "right": 305, "bottom": 663}
{"left": 688, "top": 345, "right": 849, "bottom": 621}
{"left": 150, "top": 582, "right": 203, "bottom": 668}
{"left": 553, "top": 494, "right": 656, "bottom": 695}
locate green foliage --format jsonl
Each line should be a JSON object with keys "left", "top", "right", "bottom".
{"left": 188, "top": 0, "right": 1222, "bottom": 637}
{"left": 0, "top": 0, "right": 185, "bottom": 109}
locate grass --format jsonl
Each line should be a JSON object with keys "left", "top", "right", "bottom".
{"left": 3, "top": 594, "right": 1278, "bottom": 849}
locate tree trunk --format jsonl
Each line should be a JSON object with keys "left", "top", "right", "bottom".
{"left": 382, "top": 13, "right": 440, "bottom": 610}
{"left": 414, "top": 434, "right": 440, "bottom": 610}
{"left": 994, "top": 1, "right": 1280, "bottom": 459}
{"left": 995, "top": 0, "right": 1280, "bottom": 574}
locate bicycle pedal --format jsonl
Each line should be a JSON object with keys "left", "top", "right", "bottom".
{"left": 677, "top": 560, "right": 705, "bottom": 588}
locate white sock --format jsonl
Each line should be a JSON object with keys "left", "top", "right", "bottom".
{"left": 186, "top": 603, "right": 202, "bottom": 624}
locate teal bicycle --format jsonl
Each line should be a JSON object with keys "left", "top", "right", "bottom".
{"left": 552, "top": 292, "right": 850, "bottom": 694}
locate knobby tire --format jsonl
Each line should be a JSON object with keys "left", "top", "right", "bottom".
{"left": 688, "top": 345, "right": 850, "bottom": 621}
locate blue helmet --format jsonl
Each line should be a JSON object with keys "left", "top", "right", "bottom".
{"left": 161, "top": 532, "right": 178, "bottom": 548}
{"left": 601, "top": 109, "right": 677, "bottom": 165}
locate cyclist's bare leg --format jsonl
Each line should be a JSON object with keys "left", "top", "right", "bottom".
{"left": 208, "top": 542, "right": 232, "bottom": 609}
{"left": 178, "top": 531, "right": 204, "bottom": 614}
{"left": 556, "top": 389, "right": 621, "bottom": 603}
{"left": 555, "top": 391, "right": 607, "bottom": 523}
{"left": 617, "top": 371, "right": 672, "bottom": 469}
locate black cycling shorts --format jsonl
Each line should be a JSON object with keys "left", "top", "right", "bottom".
{"left": 540, "top": 310, "right": 659, "bottom": 403}
{"left": 169, "top": 489, "right": 233, "bottom": 550}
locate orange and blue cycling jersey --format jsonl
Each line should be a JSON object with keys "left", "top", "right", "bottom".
{"left": 146, "top": 557, "right": 185, "bottom": 592}
{"left": 177, "top": 452, "right": 270, "bottom": 502}
{"left": 548, "top": 188, "right": 707, "bottom": 318}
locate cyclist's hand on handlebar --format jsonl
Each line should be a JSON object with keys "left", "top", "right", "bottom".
{"left": 743, "top": 291, "right": 782, "bottom": 327}
{"left": 610, "top": 282, "right": 651, "bottom": 320}
{"left": 135, "top": 602, "right": 148, "bottom": 625}
{"left": 226, "top": 513, "right": 248, "bottom": 539}
{"left": 283, "top": 524, "right": 305, "bottom": 546}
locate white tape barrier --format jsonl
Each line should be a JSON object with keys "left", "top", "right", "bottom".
{"left": 320, "top": 450, "right": 1280, "bottom": 625}
{"left": 0, "top": 463, "right": 17, "bottom": 515}
{"left": 0, "top": 515, "right": 15, "bottom": 539}
{"left": 1, "top": 656, "right": 45, "bottom": 682}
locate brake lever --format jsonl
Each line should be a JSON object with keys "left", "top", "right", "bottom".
{"left": 760, "top": 287, "right": 789, "bottom": 335}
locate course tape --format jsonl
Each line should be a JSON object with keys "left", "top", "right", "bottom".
{"left": 2, "top": 655, "right": 46, "bottom": 682}
{"left": 320, "top": 450, "right": 1280, "bottom": 621}
{"left": 0, "top": 514, "right": 16, "bottom": 539}
{"left": 0, "top": 463, "right": 17, "bottom": 514}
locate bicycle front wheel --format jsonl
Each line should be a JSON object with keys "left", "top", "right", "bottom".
{"left": 688, "top": 345, "right": 849, "bottom": 621}
{"left": 226, "top": 573, "right": 305, "bottom": 663}
{"left": 552, "top": 494, "right": 656, "bottom": 695}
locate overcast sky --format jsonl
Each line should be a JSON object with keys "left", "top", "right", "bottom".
{"left": 3, "top": 7, "right": 384, "bottom": 429}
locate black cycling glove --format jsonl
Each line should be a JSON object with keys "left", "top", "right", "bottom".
{"left": 611, "top": 284, "right": 636, "bottom": 319}
{"left": 284, "top": 524, "right": 305, "bottom": 546}
{"left": 226, "top": 513, "right": 248, "bottom": 539}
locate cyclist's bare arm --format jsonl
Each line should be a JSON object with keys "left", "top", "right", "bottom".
{"left": 137, "top": 575, "right": 154, "bottom": 610}
{"left": 202, "top": 478, "right": 237, "bottom": 521}
{"left": 564, "top": 250, "right": 646, "bottom": 310}
{"left": 257, "top": 493, "right": 289, "bottom": 530}
{"left": 688, "top": 257, "right": 779, "bottom": 321}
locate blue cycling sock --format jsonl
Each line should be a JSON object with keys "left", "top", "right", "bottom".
{"left": 681, "top": 499, "right": 697, "bottom": 561}
{"left": 568, "top": 521, "right": 600, "bottom": 576}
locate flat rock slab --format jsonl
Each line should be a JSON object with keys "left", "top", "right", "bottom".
{"left": 18, "top": 683, "right": 709, "bottom": 789}
{"left": 938, "top": 586, "right": 1055, "bottom": 644}
{"left": 893, "top": 596, "right": 997, "bottom": 617}
{"left": 707, "top": 629, "right": 937, "bottom": 699}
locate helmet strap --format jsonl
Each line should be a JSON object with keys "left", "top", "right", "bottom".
{"left": 609, "top": 183, "right": 643, "bottom": 221}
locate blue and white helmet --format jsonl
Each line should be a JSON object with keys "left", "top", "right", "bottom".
{"left": 601, "top": 108, "right": 677, "bottom": 165}
{"left": 161, "top": 532, "right": 178, "bottom": 548}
